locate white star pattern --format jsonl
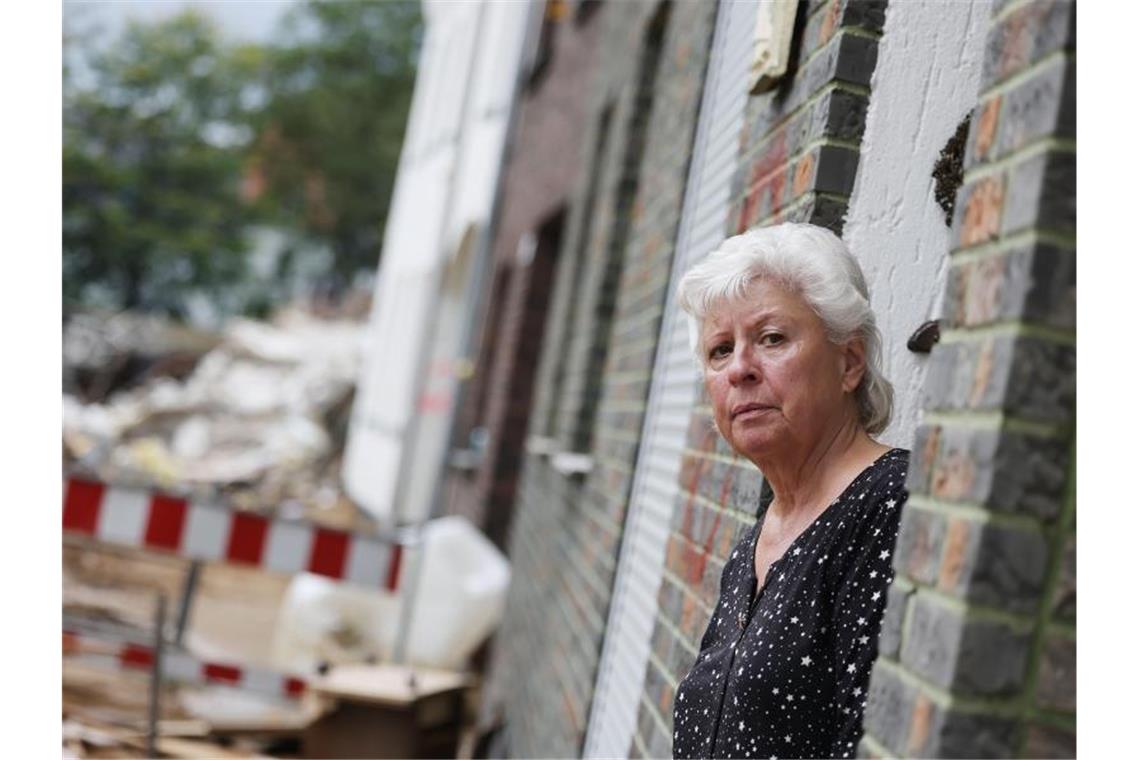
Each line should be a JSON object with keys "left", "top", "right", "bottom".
{"left": 670, "top": 449, "right": 907, "bottom": 760}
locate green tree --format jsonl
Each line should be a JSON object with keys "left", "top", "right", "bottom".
{"left": 249, "top": 0, "right": 422, "bottom": 288}
{"left": 63, "top": 11, "right": 260, "bottom": 314}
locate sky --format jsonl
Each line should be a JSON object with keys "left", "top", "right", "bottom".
{"left": 64, "top": 0, "right": 298, "bottom": 45}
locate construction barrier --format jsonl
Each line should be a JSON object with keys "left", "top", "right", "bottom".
{"left": 63, "top": 628, "right": 308, "bottom": 701}
{"left": 63, "top": 477, "right": 405, "bottom": 591}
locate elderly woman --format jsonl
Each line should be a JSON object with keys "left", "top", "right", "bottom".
{"left": 671, "top": 223, "right": 907, "bottom": 760}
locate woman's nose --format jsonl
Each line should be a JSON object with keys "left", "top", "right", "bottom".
{"left": 726, "top": 345, "right": 759, "bottom": 385}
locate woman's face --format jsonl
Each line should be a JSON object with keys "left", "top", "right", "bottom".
{"left": 699, "top": 278, "right": 864, "bottom": 465}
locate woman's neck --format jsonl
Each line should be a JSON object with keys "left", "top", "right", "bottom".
{"left": 757, "top": 418, "right": 886, "bottom": 520}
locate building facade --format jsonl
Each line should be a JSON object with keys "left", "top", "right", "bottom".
{"left": 384, "top": 0, "right": 1075, "bottom": 757}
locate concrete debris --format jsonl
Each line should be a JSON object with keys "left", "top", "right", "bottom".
{"left": 64, "top": 310, "right": 222, "bottom": 404}
{"left": 63, "top": 306, "right": 366, "bottom": 521}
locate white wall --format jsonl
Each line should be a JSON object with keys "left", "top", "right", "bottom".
{"left": 843, "top": 0, "right": 990, "bottom": 450}
{"left": 343, "top": 0, "right": 532, "bottom": 524}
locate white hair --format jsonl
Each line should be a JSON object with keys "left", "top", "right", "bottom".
{"left": 676, "top": 222, "right": 893, "bottom": 435}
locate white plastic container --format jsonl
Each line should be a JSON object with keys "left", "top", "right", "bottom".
{"left": 271, "top": 515, "right": 510, "bottom": 673}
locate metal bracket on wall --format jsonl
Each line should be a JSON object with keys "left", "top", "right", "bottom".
{"left": 907, "top": 320, "right": 941, "bottom": 353}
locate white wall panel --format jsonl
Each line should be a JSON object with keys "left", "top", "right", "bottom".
{"left": 843, "top": 0, "right": 990, "bottom": 450}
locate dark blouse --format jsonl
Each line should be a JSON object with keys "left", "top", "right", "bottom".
{"left": 672, "top": 448, "right": 909, "bottom": 760}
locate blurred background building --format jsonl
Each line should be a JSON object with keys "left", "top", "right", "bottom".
{"left": 62, "top": 1, "right": 1075, "bottom": 758}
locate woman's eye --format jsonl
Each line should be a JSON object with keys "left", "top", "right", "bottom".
{"left": 760, "top": 333, "right": 784, "bottom": 346}
{"left": 709, "top": 344, "right": 732, "bottom": 360}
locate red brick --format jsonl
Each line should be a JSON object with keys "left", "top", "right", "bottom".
{"left": 974, "top": 95, "right": 1001, "bottom": 160}
{"left": 960, "top": 176, "right": 1005, "bottom": 247}
{"left": 907, "top": 694, "right": 934, "bottom": 756}
{"left": 938, "top": 518, "right": 972, "bottom": 591}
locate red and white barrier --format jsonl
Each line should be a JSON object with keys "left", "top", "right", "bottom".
{"left": 63, "top": 629, "right": 308, "bottom": 701}
{"left": 63, "top": 478, "right": 404, "bottom": 591}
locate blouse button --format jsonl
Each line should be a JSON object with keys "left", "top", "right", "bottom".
{"left": 737, "top": 611, "right": 747, "bottom": 629}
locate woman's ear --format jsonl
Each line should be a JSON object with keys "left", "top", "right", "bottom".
{"left": 840, "top": 337, "right": 866, "bottom": 394}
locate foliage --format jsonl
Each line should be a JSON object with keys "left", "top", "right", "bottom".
{"left": 63, "top": 12, "right": 258, "bottom": 314}
{"left": 63, "top": 1, "right": 423, "bottom": 317}
{"left": 249, "top": 0, "right": 422, "bottom": 285}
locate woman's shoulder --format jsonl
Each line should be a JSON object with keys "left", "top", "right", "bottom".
{"left": 868, "top": 447, "right": 909, "bottom": 492}
{"left": 840, "top": 447, "right": 910, "bottom": 525}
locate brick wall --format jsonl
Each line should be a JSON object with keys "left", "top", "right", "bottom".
{"left": 860, "top": 1, "right": 1076, "bottom": 757}
{"left": 630, "top": 2, "right": 890, "bottom": 756}
{"left": 443, "top": 5, "right": 602, "bottom": 549}
{"left": 482, "top": 1, "right": 718, "bottom": 756}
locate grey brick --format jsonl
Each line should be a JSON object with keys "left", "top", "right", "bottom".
{"left": 924, "top": 424, "right": 1002, "bottom": 505}
{"left": 956, "top": 617, "right": 1032, "bottom": 696}
{"left": 815, "top": 144, "right": 861, "bottom": 195}
{"left": 1050, "top": 533, "right": 1076, "bottom": 620}
{"left": 907, "top": 425, "right": 939, "bottom": 495}
{"left": 1004, "top": 336, "right": 1075, "bottom": 425}
{"left": 747, "top": 31, "right": 879, "bottom": 141}
{"left": 1023, "top": 722, "right": 1077, "bottom": 759}
{"left": 925, "top": 706, "right": 1020, "bottom": 758}
{"left": 878, "top": 582, "right": 912, "bottom": 659}
{"left": 995, "top": 55, "right": 1075, "bottom": 158}
{"left": 1035, "top": 634, "right": 1076, "bottom": 712}
{"left": 920, "top": 334, "right": 1074, "bottom": 424}
{"left": 900, "top": 594, "right": 962, "bottom": 688}
{"left": 1001, "top": 149, "right": 1076, "bottom": 237}
{"left": 895, "top": 507, "right": 946, "bottom": 586}
{"left": 806, "top": 193, "right": 849, "bottom": 235}
{"left": 803, "top": 0, "right": 839, "bottom": 57}
{"left": 989, "top": 430, "right": 1070, "bottom": 519}
{"left": 799, "top": 0, "right": 885, "bottom": 62}
{"left": 840, "top": 0, "right": 887, "bottom": 32}
{"left": 743, "top": 87, "right": 861, "bottom": 178}
{"left": 900, "top": 593, "right": 1032, "bottom": 697}
{"left": 959, "top": 521, "right": 1050, "bottom": 615}
{"left": 981, "top": 0, "right": 1074, "bottom": 92}
{"left": 824, "top": 88, "right": 870, "bottom": 143}
{"left": 1024, "top": 242, "right": 1076, "bottom": 330}
{"left": 863, "top": 660, "right": 919, "bottom": 754}
{"left": 835, "top": 31, "right": 880, "bottom": 87}
{"left": 942, "top": 243, "right": 1075, "bottom": 331}
{"left": 913, "top": 423, "right": 1069, "bottom": 519}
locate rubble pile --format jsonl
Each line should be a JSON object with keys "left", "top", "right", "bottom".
{"left": 63, "top": 306, "right": 367, "bottom": 526}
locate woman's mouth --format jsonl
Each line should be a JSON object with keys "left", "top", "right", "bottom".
{"left": 731, "top": 403, "right": 775, "bottom": 420}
